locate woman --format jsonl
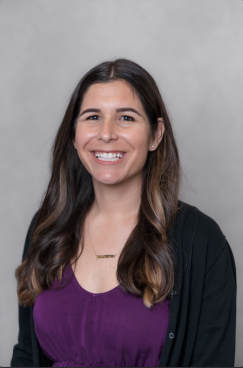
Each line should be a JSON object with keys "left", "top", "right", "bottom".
{"left": 11, "top": 59, "right": 236, "bottom": 367}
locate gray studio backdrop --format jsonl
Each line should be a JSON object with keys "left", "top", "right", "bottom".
{"left": 0, "top": 0, "right": 242, "bottom": 366}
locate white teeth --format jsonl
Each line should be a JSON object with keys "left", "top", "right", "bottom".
{"left": 94, "top": 152, "right": 124, "bottom": 158}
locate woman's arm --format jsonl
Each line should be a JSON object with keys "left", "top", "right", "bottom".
{"left": 190, "top": 240, "right": 237, "bottom": 366}
{"left": 11, "top": 212, "right": 39, "bottom": 367}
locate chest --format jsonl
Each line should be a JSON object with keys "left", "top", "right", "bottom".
{"left": 34, "top": 270, "right": 170, "bottom": 368}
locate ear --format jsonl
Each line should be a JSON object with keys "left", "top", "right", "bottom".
{"left": 73, "top": 140, "right": 77, "bottom": 149}
{"left": 148, "top": 117, "right": 165, "bottom": 151}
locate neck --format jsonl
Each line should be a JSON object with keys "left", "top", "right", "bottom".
{"left": 90, "top": 174, "right": 142, "bottom": 223}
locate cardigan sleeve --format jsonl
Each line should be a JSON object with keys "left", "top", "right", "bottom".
{"left": 10, "top": 212, "right": 39, "bottom": 367}
{"left": 190, "top": 240, "right": 237, "bottom": 367}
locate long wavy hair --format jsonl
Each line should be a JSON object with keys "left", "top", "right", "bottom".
{"left": 16, "top": 58, "right": 181, "bottom": 309}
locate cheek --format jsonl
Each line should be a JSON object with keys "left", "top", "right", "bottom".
{"left": 74, "top": 126, "right": 90, "bottom": 148}
{"left": 134, "top": 130, "right": 152, "bottom": 164}
{"left": 125, "top": 126, "right": 151, "bottom": 148}
{"left": 133, "top": 135, "right": 151, "bottom": 156}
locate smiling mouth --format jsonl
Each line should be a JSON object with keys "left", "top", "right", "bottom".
{"left": 94, "top": 152, "right": 124, "bottom": 157}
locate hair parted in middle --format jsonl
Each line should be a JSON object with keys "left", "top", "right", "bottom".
{"left": 15, "top": 58, "right": 182, "bottom": 309}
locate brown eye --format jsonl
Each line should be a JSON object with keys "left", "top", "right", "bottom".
{"left": 87, "top": 115, "right": 100, "bottom": 120}
{"left": 120, "top": 115, "right": 134, "bottom": 121}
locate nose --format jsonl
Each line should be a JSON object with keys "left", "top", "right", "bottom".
{"left": 97, "top": 116, "right": 118, "bottom": 143}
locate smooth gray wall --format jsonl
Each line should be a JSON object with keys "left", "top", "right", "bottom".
{"left": 0, "top": 0, "right": 242, "bottom": 366}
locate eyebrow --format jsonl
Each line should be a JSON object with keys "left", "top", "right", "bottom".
{"left": 79, "top": 107, "right": 142, "bottom": 117}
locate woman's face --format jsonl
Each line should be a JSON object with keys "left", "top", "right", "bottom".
{"left": 73, "top": 80, "right": 164, "bottom": 186}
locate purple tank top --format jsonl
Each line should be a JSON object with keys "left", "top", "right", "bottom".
{"left": 33, "top": 262, "right": 170, "bottom": 367}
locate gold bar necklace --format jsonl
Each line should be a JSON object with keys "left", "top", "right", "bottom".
{"left": 88, "top": 216, "right": 120, "bottom": 259}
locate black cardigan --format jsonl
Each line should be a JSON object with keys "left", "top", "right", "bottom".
{"left": 11, "top": 201, "right": 237, "bottom": 367}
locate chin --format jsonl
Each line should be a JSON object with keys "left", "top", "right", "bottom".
{"left": 93, "top": 174, "right": 121, "bottom": 185}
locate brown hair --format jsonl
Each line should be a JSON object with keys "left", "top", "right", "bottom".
{"left": 16, "top": 58, "right": 181, "bottom": 309}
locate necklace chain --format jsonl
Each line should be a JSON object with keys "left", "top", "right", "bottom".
{"left": 87, "top": 216, "right": 120, "bottom": 260}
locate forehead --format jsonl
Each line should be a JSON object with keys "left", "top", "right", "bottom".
{"left": 81, "top": 80, "right": 144, "bottom": 110}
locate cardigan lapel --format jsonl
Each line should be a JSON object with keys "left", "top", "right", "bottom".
{"left": 159, "top": 201, "right": 189, "bottom": 366}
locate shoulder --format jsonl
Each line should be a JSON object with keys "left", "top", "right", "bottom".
{"left": 178, "top": 200, "right": 225, "bottom": 241}
{"left": 175, "top": 201, "right": 228, "bottom": 270}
